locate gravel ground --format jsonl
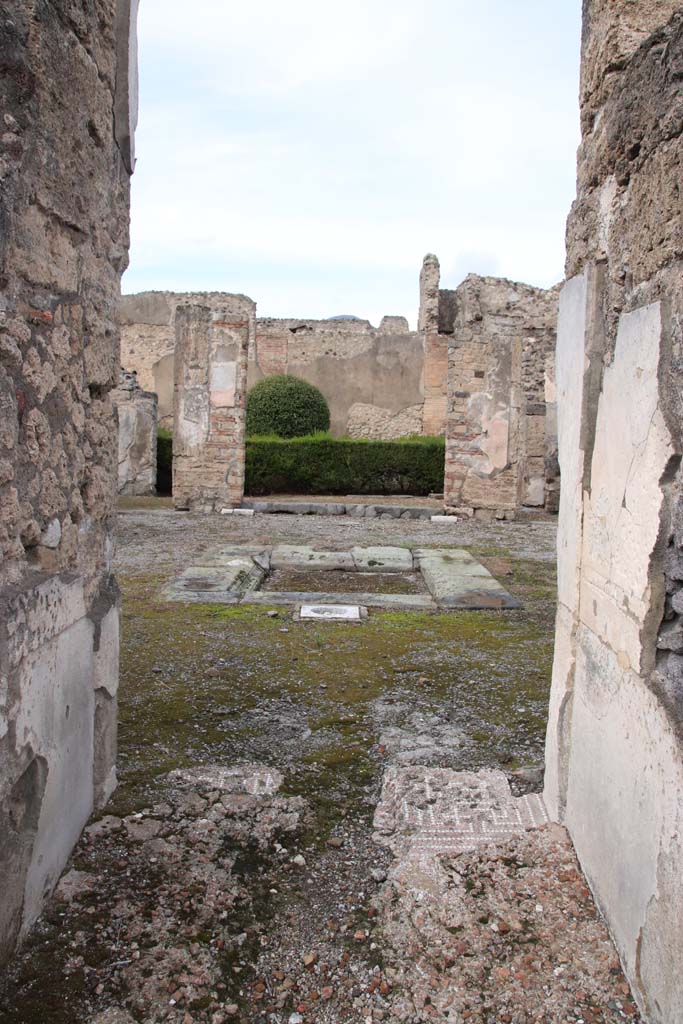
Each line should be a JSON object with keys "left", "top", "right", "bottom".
{"left": 0, "top": 505, "right": 643, "bottom": 1023}
{"left": 114, "top": 505, "right": 558, "bottom": 576}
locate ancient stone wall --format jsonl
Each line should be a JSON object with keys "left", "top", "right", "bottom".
{"left": 418, "top": 254, "right": 450, "bottom": 437}
{"left": 251, "top": 316, "right": 425, "bottom": 438}
{"left": 0, "top": 0, "right": 135, "bottom": 962}
{"left": 173, "top": 302, "right": 251, "bottom": 512}
{"left": 120, "top": 291, "right": 256, "bottom": 429}
{"left": 121, "top": 292, "right": 432, "bottom": 439}
{"left": 544, "top": 6, "right": 683, "bottom": 1021}
{"left": 112, "top": 370, "right": 157, "bottom": 496}
{"left": 443, "top": 275, "right": 559, "bottom": 515}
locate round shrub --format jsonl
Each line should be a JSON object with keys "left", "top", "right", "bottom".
{"left": 246, "top": 375, "right": 330, "bottom": 438}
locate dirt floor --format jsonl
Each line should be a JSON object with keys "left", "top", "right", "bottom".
{"left": 0, "top": 504, "right": 643, "bottom": 1024}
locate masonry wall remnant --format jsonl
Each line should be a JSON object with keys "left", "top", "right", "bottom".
{"left": 120, "top": 291, "right": 257, "bottom": 430}
{"left": 173, "top": 301, "right": 252, "bottom": 512}
{"left": 112, "top": 370, "right": 157, "bottom": 496}
{"left": 249, "top": 315, "right": 427, "bottom": 438}
{"left": 443, "top": 274, "right": 560, "bottom": 516}
{"left": 120, "top": 273, "right": 437, "bottom": 439}
{"left": 544, "top": 4, "right": 683, "bottom": 1021}
{"left": 0, "top": 1, "right": 136, "bottom": 964}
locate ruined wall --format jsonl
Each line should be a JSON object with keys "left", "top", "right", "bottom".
{"left": 173, "top": 301, "right": 251, "bottom": 512}
{"left": 0, "top": 0, "right": 135, "bottom": 962}
{"left": 418, "top": 254, "right": 450, "bottom": 437}
{"left": 544, "top": 6, "right": 683, "bottom": 1021}
{"left": 443, "top": 275, "right": 559, "bottom": 515}
{"left": 121, "top": 294, "right": 429, "bottom": 439}
{"left": 112, "top": 370, "right": 157, "bottom": 496}
{"left": 251, "top": 316, "right": 425, "bottom": 438}
{"left": 120, "top": 291, "right": 257, "bottom": 429}
{"left": 120, "top": 275, "right": 448, "bottom": 440}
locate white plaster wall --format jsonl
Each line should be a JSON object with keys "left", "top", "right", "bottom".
{"left": 545, "top": 291, "right": 683, "bottom": 1021}
{"left": 544, "top": 271, "right": 590, "bottom": 818}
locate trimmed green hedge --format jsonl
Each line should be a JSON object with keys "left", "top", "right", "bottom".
{"left": 157, "top": 428, "right": 172, "bottom": 495}
{"left": 245, "top": 435, "right": 445, "bottom": 496}
{"left": 246, "top": 374, "right": 330, "bottom": 438}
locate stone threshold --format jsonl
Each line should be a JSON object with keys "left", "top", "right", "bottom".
{"left": 241, "top": 499, "right": 440, "bottom": 520}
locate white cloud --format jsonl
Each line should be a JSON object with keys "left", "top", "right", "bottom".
{"left": 126, "top": 0, "right": 581, "bottom": 322}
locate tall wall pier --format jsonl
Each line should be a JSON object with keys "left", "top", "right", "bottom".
{"left": 544, "top": 5, "right": 683, "bottom": 1021}
{"left": 0, "top": 1, "right": 135, "bottom": 963}
{"left": 173, "top": 302, "right": 251, "bottom": 512}
{"left": 434, "top": 263, "right": 559, "bottom": 517}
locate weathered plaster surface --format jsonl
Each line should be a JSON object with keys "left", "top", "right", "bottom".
{"left": 545, "top": 6, "right": 683, "bottom": 1019}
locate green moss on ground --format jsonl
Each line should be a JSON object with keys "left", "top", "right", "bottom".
{"left": 112, "top": 553, "right": 556, "bottom": 827}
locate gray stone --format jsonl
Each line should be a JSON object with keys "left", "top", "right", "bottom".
{"left": 351, "top": 546, "right": 414, "bottom": 573}
{"left": 91, "top": 1011, "right": 136, "bottom": 1024}
{"left": 657, "top": 620, "right": 683, "bottom": 654}
{"left": 415, "top": 548, "right": 521, "bottom": 609}
{"left": 270, "top": 545, "right": 354, "bottom": 571}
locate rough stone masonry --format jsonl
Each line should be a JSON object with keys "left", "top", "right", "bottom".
{"left": 112, "top": 369, "right": 157, "bottom": 496}
{"left": 441, "top": 270, "right": 560, "bottom": 517}
{"left": 0, "top": 0, "right": 136, "bottom": 964}
{"left": 544, "top": 3, "right": 683, "bottom": 1022}
{"left": 172, "top": 300, "right": 252, "bottom": 512}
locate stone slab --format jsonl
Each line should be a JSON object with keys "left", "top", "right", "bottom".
{"left": 161, "top": 557, "right": 265, "bottom": 602}
{"left": 241, "top": 500, "right": 435, "bottom": 520}
{"left": 351, "top": 546, "right": 414, "bottom": 573}
{"left": 270, "top": 545, "right": 355, "bottom": 572}
{"left": 194, "top": 549, "right": 270, "bottom": 570}
{"left": 374, "top": 766, "right": 549, "bottom": 857}
{"left": 300, "top": 605, "right": 363, "bottom": 621}
{"left": 243, "top": 591, "right": 437, "bottom": 611}
{"left": 415, "top": 549, "right": 521, "bottom": 609}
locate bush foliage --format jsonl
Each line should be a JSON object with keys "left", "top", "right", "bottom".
{"left": 245, "top": 434, "right": 445, "bottom": 496}
{"left": 246, "top": 375, "right": 330, "bottom": 438}
{"left": 157, "top": 428, "right": 172, "bottom": 495}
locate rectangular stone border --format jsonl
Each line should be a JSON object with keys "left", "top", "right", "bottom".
{"left": 160, "top": 545, "right": 521, "bottom": 612}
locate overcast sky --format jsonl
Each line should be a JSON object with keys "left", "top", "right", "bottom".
{"left": 124, "top": 1, "right": 582, "bottom": 326}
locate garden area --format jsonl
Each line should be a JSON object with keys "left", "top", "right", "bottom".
{"left": 157, "top": 375, "right": 445, "bottom": 497}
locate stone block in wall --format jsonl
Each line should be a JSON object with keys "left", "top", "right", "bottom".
{"left": 173, "top": 305, "right": 250, "bottom": 512}
{"left": 112, "top": 370, "right": 158, "bottom": 496}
